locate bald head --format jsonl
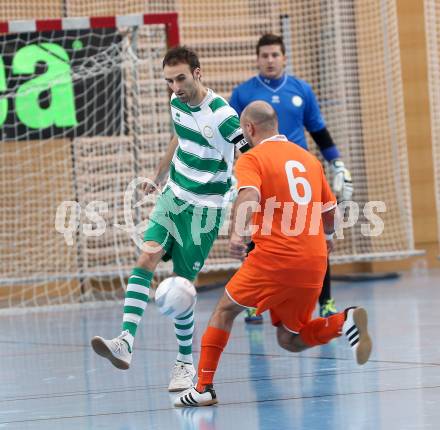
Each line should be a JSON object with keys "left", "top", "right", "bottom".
{"left": 242, "top": 101, "right": 278, "bottom": 131}
{"left": 240, "top": 101, "right": 279, "bottom": 147}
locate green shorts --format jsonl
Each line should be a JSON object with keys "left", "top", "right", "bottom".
{"left": 143, "top": 187, "right": 224, "bottom": 280}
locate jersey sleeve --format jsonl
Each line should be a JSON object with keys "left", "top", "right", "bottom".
{"left": 216, "top": 106, "right": 250, "bottom": 152}
{"left": 229, "top": 86, "right": 244, "bottom": 116}
{"left": 320, "top": 163, "right": 337, "bottom": 212}
{"left": 235, "top": 153, "right": 262, "bottom": 197}
{"left": 303, "top": 82, "right": 326, "bottom": 133}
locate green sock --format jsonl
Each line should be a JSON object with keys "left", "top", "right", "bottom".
{"left": 122, "top": 267, "right": 152, "bottom": 349}
{"left": 174, "top": 309, "right": 194, "bottom": 364}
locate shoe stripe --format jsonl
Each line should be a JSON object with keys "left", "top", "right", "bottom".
{"left": 346, "top": 325, "right": 357, "bottom": 336}
{"left": 350, "top": 338, "right": 360, "bottom": 347}
{"left": 350, "top": 335, "right": 360, "bottom": 347}
{"left": 188, "top": 392, "right": 198, "bottom": 404}
{"left": 348, "top": 330, "right": 359, "bottom": 342}
{"left": 185, "top": 393, "right": 197, "bottom": 405}
{"left": 180, "top": 396, "right": 190, "bottom": 406}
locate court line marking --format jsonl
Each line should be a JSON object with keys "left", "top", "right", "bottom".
{"left": 0, "top": 364, "right": 435, "bottom": 403}
{"left": 1, "top": 384, "right": 440, "bottom": 425}
{"left": 0, "top": 339, "right": 438, "bottom": 367}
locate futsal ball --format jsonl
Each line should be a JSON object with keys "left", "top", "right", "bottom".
{"left": 155, "top": 276, "right": 197, "bottom": 318}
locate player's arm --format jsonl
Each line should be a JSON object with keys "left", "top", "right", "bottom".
{"left": 229, "top": 152, "right": 262, "bottom": 259}
{"left": 322, "top": 205, "right": 342, "bottom": 236}
{"left": 230, "top": 187, "right": 260, "bottom": 260}
{"left": 228, "top": 90, "right": 253, "bottom": 154}
{"left": 308, "top": 127, "right": 352, "bottom": 202}
{"left": 218, "top": 109, "right": 251, "bottom": 154}
{"left": 142, "top": 135, "right": 178, "bottom": 194}
{"left": 322, "top": 206, "right": 337, "bottom": 253}
{"left": 304, "top": 82, "right": 353, "bottom": 201}
{"left": 322, "top": 205, "right": 342, "bottom": 253}
{"left": 320, "top": 162, "right": 341, "bottom": 252}
{"left": 309, "top": 127, "right": 339, "bottom": 162}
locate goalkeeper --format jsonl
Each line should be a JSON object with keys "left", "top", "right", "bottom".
{"left": 230, "top": 33, "right": 353, "bottom": 322}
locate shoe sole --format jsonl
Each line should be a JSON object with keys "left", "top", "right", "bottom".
{"left": 91, "top": 337, "right": 130, "bottom": 370}
{"left": 175, "top": 399, "right": 218, "bottom": 407}
{"left": 352, "top": 308, "right": 372, "bottom": 365}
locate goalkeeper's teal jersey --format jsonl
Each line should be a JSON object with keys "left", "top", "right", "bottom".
{"left": 168, "top": 89, "right": 242, "bottom": 208}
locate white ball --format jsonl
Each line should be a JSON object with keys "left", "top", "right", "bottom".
{"left": 155, "top": 276, "right": 197, "bottom": 319}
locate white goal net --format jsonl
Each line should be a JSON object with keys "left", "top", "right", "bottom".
{"left": 425, "top": 0, "right": 440, "bottom": 255}
{"left": 0, "top": 1, "right": 421, "bottom": 309}
{"left": 0, "top": 15, "right": 179, "bottom": 307}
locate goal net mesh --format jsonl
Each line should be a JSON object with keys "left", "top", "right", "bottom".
{"left": 0, "top": 0, "right": 418, "bottom": 308}
{"left": 425, "top": 0, "right": 440, "bottom": 254}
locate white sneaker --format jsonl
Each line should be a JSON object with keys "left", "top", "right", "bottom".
{"left": 174, "top": 385, "right": 218, "bottom": 407}
{"left": 168, "top": 362, "right": 196, "bottom": 392}
{"left": 91, "top": 331, "right": 132, "bottom": 370}
{"left": 343, "top": 307, "right": 372, "bottom": 365}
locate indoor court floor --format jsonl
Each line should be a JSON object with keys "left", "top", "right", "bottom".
{"left": 1, "top": 269, "right": 439, "bottom": 429}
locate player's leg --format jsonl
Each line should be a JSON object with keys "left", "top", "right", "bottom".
{"left": 341, "top": 307, "right": 372, "bottom": 365}
{"left": 122, "top": 243, "right": 166, "bottom": 346}
{"left": 175, "top": 260, "right": 259, "bottom": 407}
{"left": 276, "top": 311, "right": 345, "bottom": 352}
{"left": 174, "top": 291, "right": 244, "bottom": 407}
{"left": 298, "top": 307, "right": 372, "bottom": 364}
{"left": 91, "top": 190, "right": 174, "bottom": 370}
{"left": 272, "top": 286, "right": 342, "bottom": 351}
{"left": 319, "top": 260, "right": 338, "bottom": 317}
{"left": 243, "top": 241, "right": 263, "bottom": 324}
{"left": 168, "top": 297, "right": 197, "bottom": 392}
{"left": 90, "top": 242, "right": 165, "bottom": 369}
{"left": 168, "top": 205, "right": 223, "bottom": 391}
{"left": 275, "top": 288, "right": 372, "bottom": 365}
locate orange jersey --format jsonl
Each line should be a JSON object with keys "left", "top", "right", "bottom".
{"left": 235, "top": 135, "right": 336, "bottom": 279}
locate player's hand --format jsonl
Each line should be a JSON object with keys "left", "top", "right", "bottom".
{"left": 326, "top": 238, "right": 335, "bottom": 254}
{"left": 229, "top": 233, "right": 248, "bottom": 260}
{"left": 330, "top": 159, "right": 353, "bottom": 202}
{"left": 142, "top": 177, "right": 160, "bottom": 195}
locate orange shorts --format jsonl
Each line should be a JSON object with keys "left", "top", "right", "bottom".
{"left": 225, "top": 256, "right": 323, "bottom": 333}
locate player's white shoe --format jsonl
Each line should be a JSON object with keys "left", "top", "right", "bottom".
{"left": 168, "top": 362, "right": 196, "bottom": 392}
{"left": 343, "top": 307, "right": 372, "bottom": 365}
{"left": 91, "top": 331, "right": 132, "bottom": 370}
{"left": 174, "top": 385, "right": 218, "bottom": 407}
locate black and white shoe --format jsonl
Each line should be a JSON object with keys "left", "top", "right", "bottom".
{"left": 343, "top": 307, "right": 372, "bottom": 365}
{"left": 174, "top": 385, "right": 218, "bottom": 407}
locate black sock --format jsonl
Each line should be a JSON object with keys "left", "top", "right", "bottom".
{"left": 319, "top": 263, "right": 331, "bottom": 306}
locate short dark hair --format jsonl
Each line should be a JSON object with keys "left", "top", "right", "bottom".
{"left": 162, "top": 46, "right": 200, "bottom": 71}
{"left": 256, "top": 33, "right": 286, "bottom": 55}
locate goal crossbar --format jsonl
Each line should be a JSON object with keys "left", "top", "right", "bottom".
{"left": 0, "top": 12, "right": 179, "bottom": 46}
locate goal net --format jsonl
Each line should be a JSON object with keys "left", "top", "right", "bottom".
{"left": 425, "top": 0, "right": 440, "bottom": 255}
{"left": 174, "top": 0, "right": 421, "bottom": 265}
{"left": 0, "top": 1, "right": 421, "bottom": 309}
{"left": 0, "top": 14, "right": 181, "bottom": 307}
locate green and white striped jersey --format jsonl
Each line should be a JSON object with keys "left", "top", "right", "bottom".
{"left": 168, "top": 88, "right": 243, "bottom": 208}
